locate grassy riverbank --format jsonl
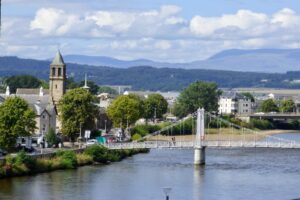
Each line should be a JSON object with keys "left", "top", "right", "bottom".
{"left": 0, "top": 145, "right": 149, "bottom": 179}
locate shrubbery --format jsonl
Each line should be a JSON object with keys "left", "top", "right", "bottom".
{"left": 131, "top": 124, "right": 160, "bottom": 137}
{"left": 0, "top": 146, "right": 148, "bottom": 179}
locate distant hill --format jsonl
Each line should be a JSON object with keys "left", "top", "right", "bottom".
{"left": 63, "top": 49, "right": 300, "bottom": 73}
{"left": 2, "top": 55, "right": 300, "bottom": 91}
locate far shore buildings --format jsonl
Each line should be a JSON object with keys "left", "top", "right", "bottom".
{"left": 218, "top": 91, "right": 252, "bottom": 115}
{"left": 0, "top": 51, "right": 67, "bottom": 136}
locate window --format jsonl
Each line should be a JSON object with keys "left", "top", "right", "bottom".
{"left": 42, "top": 124, "right": 46, "bottom": 131}
{"left": 52, "top": 68, "right": 55, "bottom": 76}
{"left": 55, "top": 85, "right": 58, "bottom": 89}
{"left": 58, "top": 68, "right": 62, "bottom": 76}
{"left": 42, "top": 114, "right": 45, "bottom": 119}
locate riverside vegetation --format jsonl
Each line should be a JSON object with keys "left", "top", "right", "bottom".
{"left": 0, "top": 145, "right": 149, "bottom": 179}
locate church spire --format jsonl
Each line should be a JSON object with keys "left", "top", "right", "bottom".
{"left": 82, "top": 73, "right": 90, "bottom": 90}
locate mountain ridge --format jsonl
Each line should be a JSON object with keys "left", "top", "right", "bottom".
{"left": 60, "top": 48, "right": 300, "bottom": 73}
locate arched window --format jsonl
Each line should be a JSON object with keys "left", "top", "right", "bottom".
{"left": 52, "top": 68, "right": 55, "bottom": 76}
{"left": 58, "top": 68, "right": 62, "bottom": 76}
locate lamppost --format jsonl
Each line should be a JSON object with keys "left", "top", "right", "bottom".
{"left": 162, "top": 187, "right": 172, "bottom": 200}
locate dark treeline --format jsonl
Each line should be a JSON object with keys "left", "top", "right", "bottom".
{"left": 0, "top": 56, "right": 300, "bottom": 91}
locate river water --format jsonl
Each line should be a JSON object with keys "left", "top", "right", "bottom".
{"left": 1, "top": 133, "right": 300, "bottom": 200}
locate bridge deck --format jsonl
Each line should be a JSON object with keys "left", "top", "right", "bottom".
{"left": 104, "top": 140, "right": 300, "bottom": 150}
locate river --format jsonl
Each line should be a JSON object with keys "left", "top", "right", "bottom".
{"left": 1, "top": 133, "right": 300, "bottom": 200}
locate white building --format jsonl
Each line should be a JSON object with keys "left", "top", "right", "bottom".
{"left": 219, "top": 92, "right": 252, "bottom": 115}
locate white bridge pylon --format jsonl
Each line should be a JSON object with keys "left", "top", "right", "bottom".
{"left": 195, "top": 108, "right": 205, "bottom": 148}
{"left": 194, "top": 108, "right": 206, "bottom": 165}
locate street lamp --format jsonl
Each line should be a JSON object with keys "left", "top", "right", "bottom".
{"left": 162, "top": 187, "right": 172, "bottom": 200}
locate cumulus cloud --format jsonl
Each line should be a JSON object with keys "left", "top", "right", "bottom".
{"left": 2, "top": 5, "right": 300, "bottom": 62}
{"left": 190, "top": 10, "right": 268, "bottom": 36}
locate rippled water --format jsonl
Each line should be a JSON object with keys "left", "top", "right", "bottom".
{"left": 1, "top": 133, "right": 300, "bottom": 200}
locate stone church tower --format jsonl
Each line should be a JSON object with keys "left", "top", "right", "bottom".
{"left": 49, "top": 51, "right": 66, "bottom": 105}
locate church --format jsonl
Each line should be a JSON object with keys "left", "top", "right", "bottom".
{"left": 0, "top": 51, "right": 67, "bottom": 136}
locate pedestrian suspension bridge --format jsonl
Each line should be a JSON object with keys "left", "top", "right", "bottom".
{"left": 105, "top": 108, "right": 300, "bottom": 165}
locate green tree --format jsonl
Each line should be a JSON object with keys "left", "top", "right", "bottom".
{"left": 280, "top": 99, "right": 296, "bottom": 113}
{"left": 66, "top": 77, "right": 79, "bottom": 89}
{"left": 46, "top": 128, "right": 58, "bottom": 147}
{"left": 241, "top": 92, "right": 255, "bottom": 102}
{"left": 107, "top": 95, "right": 143, "bottom": 129}
{"left": 5, "top": 75, "right": 41, "bottom": 93}
{"left": 173, "top": 81, "right": 221, "bottom": 118}
{"left": 0, "top": 97, "right": 36, "bottom": 150}
{"left": 144, "top": 93, "right": 168, "bottom": 120}
{"left": 58, "top": 88, "right": 99, "bottom": 141}
{"left": 260, "top": 99, "right": 279, "bottom": 112}
{"left": 79, "top": 80, "right": 99, "bottom": 95}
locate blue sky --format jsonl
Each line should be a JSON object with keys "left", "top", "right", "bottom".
{"left": 2, "top": 0, "right": 300, "bottom": 62}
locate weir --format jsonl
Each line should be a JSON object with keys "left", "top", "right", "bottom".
{"left": 194, "top": 108, "right": 206, "bottom": 165}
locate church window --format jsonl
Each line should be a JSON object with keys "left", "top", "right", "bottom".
{"left": 52, "top": 68, "right": 55, "bottom": 76}
{"left": 58, "top": 68, "right": 62, "bottom": 76}
{"left": 55, "top": 85, "right": 58, "bottom": 89}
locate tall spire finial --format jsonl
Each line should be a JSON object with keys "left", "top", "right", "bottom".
{"left": 5, "top": 85, "right": 10, "bottom": 96}
{"left": 82, "top": 73, "right": 90, "bottom": 90}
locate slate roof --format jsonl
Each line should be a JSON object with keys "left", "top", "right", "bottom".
{"left": 51, "top": 51, "right": 65, "bottom": 65}
{"left": 16, "top": 88, "right": 49, "bottom": 95}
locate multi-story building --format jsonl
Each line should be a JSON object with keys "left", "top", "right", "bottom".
{"left": 218, "top": 92, "right": 252, "bottom": 115}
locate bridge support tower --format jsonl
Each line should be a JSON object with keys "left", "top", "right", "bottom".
{"left": 194, "top": 108, "right": 206, "bottom": 165}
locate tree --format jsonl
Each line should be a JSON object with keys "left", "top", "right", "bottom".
{"left": 173, "top": 81, "right": 221, "bottom": 118}
{"left": 107, "top": 95, "right": 143, "bottom": 130}
{"left": 260, "top": 99, "right": 279, "bottom": 112}
{"left": 0, "top": 97, "right": 36, "bottom": 150}
{"left": 241, "top": 92, "right": 255, "bottom": 102}
{"left": 5, "top": 75, "right": 41, "bottom": 93}
{"left": 280, "top": 99, "right": 296, "bottom": 113}
{"left": 144, "top": 93, "right": 168, "bottom": 121}
{"left": 79, "top": 80, "right": 99, "bottom": 95}
{"left": 46, "top": 128, "right": 58, "bottom": 147}
{"left": 58, "top": 88, "right": 99, "bottom": 141}
{"left": 66, "top": 77, "right": 79, "bottom": 89}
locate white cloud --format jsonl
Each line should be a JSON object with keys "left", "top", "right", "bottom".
{"left": 190, "top": 10, "right": 268, "bottom": 36}
{"left": 3, "top": 5, "right": 300, "bottom": 62}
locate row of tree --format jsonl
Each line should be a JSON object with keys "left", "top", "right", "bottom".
{"left": 107, "top": 93, "right": 168, "bottom": 129}
{"left": 259, "top": 99, "right": 297, "bottom": 113}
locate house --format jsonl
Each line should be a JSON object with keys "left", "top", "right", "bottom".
{"left": 218, "top": 92, "right": 252, "bottom": 115}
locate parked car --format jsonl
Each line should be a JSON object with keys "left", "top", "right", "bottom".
{"left": 86, "top": 139, "right": 98, "bottom": 146}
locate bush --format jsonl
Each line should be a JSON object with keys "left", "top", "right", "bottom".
{"left": 84, "top": 145, "right": 109, "bottom": 163}
{"left": 56, "top": 150, "right": 78, "bottom": 169}
{"left": 46, "top": 128, "right": 58, "bottom": 147}
{"left": 76, "top": 154, "right": 93, "bottom": 166}
{"left": 249, "top": 119, "right": 274, "bottom": 130}
{"left": 15, "top": 150, "right": 36, "bottom": 170}
{"left": 131, "top": 124, "right": 160, "bottom": 137}
{"left": 132, "top": 133, "right": 142, "bottom": 141}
